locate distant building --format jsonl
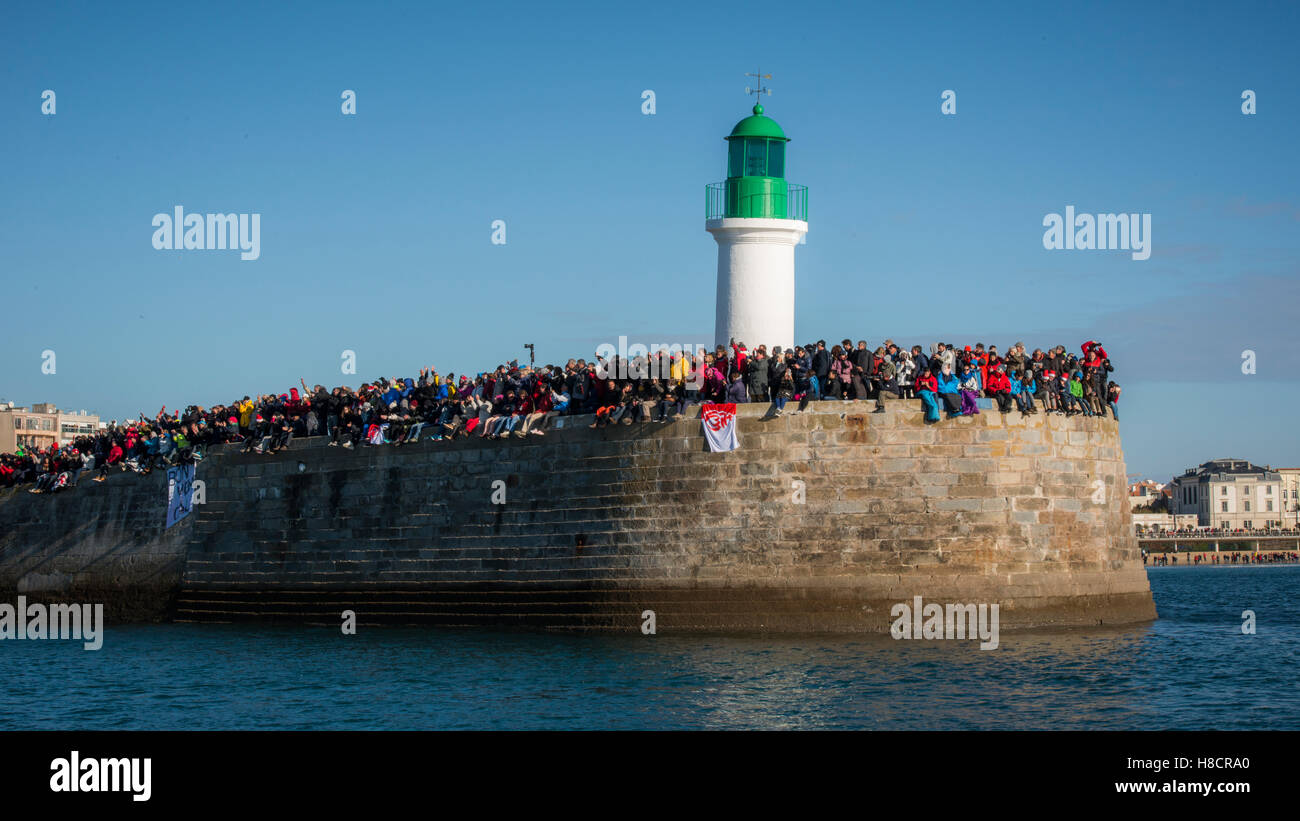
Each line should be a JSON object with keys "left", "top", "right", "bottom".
{"left": 1169, "top": 458, "right": 1283, "bottom": 529}
{"left": 1128, "top": 479, "right": 1168, "bottom": 510}
{"left": 0, "top": 402, "right": 101, "bottom": 453}
{"left": 1132, "top": 512, "right": 1198, "bottom": 533}
{"left": 1279, "top": 468, "right": 1300, "bottom": 527}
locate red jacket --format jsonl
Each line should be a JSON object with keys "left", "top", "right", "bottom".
{"left": 730, "top": 343, "right": 748, "bottom": 378}
{"left": 986, "top": 370, "right": 1011, "bottom": 393}
{"left": 915, "top": 371, "right": 938, "bottom": 393}
{"left": 1082, "top": 341, "right": 1108, "bottom": 361}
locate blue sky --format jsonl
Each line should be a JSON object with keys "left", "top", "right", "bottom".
{"left": 2, "top": 0, "right": 1297, "bottom": 479}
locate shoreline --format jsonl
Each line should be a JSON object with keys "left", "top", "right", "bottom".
{"left": 1143, "top": 550, "right": 1298, "bottom": 568}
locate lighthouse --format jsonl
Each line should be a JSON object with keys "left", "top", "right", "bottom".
{"left": 706, "top": 102, "right": 808, "bottom": 353}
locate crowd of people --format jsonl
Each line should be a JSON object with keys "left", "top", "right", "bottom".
{"left": 1138, "top": 526, "right": 1300, "bottom": 538}
{"left": 1, "top": 337, "right": 1120, "bottom": 494}
{"left": 1144, "top": 551, "right": 1300, "bottom": 566}
{"left": 1138, "top": 530, "right": 1300, "bottom": 535}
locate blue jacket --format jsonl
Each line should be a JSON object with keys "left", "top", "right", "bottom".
{"left": 726, "top": 379, "right": 749, "bottom": 403}
{"left": 936, "top": 372, "right": 960, "bottom": 393}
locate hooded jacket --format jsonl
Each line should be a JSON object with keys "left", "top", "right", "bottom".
{"left": 986, "top": 370, "right": 1011, "bottom": 394}
{"left": 726, "top": 378, "right": 749, "bottom": 403}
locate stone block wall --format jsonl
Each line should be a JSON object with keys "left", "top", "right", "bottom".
{"left": 0, "top": 467, "right": 189, "bottom": 621}
{"left": 165, "top": 399, "right": 1154, "bottom": 632}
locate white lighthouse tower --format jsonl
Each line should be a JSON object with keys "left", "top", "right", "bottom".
{"left": 706, "top": 91, "right": 807, "bottom": 353}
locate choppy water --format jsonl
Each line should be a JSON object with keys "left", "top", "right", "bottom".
{"left": 1, "top": 565, "right": 1296, "bottom": 730}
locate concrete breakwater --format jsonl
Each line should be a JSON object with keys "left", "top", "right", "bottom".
{"left": 0, "top": 400, "right": 1156, "bottom": 632}
{"left": 0, "top": 465, "right": 190, "bottom": 622}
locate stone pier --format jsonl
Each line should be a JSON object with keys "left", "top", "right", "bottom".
{"left": 0, "top": 400, "right": 1156, "bottom": 632}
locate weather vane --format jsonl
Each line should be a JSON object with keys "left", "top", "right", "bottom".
{"left": 744, "top": 71, "right": 772, "bottom": 99}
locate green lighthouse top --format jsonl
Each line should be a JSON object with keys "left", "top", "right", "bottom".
{"left": 726, "top": 104, "right": 789, "bottom": 142}
{"left": 704, "top": 85, "right": 807, "bottom": 221}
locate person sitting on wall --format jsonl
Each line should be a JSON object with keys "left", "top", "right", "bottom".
{"left": 873, "top": 350, "right": 899, "bottom": 414}
{"left": 936, "top": 364, "right": 962, "bottom": 418}
{"left": 617, "top": 381, "right": 645, "bottom": 425}
{"left": 985, "top": 365, "right": 1013, "bottom": 413}
{"left": 895, "top": 351, "right": 916, "bottom": 399}
{"left": 1067, "top": 371, "right": 1087, "bottom": 416}
{"left": 655, "top": 377, "right": 685, "bottom": 422}
{"left": 957, "top": 362, "right": 981, "bottom": 416}
{"left": 590, "top": 381, "right": 620, "bottom": 428}
{"left": 915, "top": 367, "right": 941, "bottom": 423}
{"left": 1018, "top": 370, "right": 1038, "bottom": 415}
{"left": 92, "top": 439, "right": 124, "bottom": 482}
{"left": 825, "top": 346, "right": 851, "bottom": 399}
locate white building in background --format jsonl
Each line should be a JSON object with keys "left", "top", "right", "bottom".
{"left": 1131, "top": 512, "right": 1198, "bottom": 532}
{"left": 1279, "top": 468, "right": 1300, "bottom": 527}
{"left": 1169, "top": 458, "right": 1283, "bottom": 529}
{"left": 0, "top": 401, "right": 101, "bottom": 453}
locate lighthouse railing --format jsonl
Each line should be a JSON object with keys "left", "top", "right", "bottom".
{"left": 786, "top": 184, "right": 808, "bottom": 221}
{"left": 705, "top": 182, "right": 727, "bottom": 219}
{"left": 705, "top": 182, "right": 807, "bottom": 220}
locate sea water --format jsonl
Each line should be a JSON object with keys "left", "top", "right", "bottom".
{"left": 1, "top": 565, "right": 1295, "bottom": 730}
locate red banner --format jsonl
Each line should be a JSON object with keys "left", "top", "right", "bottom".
{"left": 701, "top": 403, "right": 739, "bottom": 452}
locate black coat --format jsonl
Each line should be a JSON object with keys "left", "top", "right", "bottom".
{"left": 812, "top": 349, "right": 831, "bottom": 378}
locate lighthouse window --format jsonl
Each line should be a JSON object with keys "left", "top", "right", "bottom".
{"left": 728, "top": 140, "right": 745, "bottom": 177}
{"left": 744, "top": 139, "right": 768, "bottom": 176}
{"left": 767, "top": 141, "right": 784, "bottom": 177}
